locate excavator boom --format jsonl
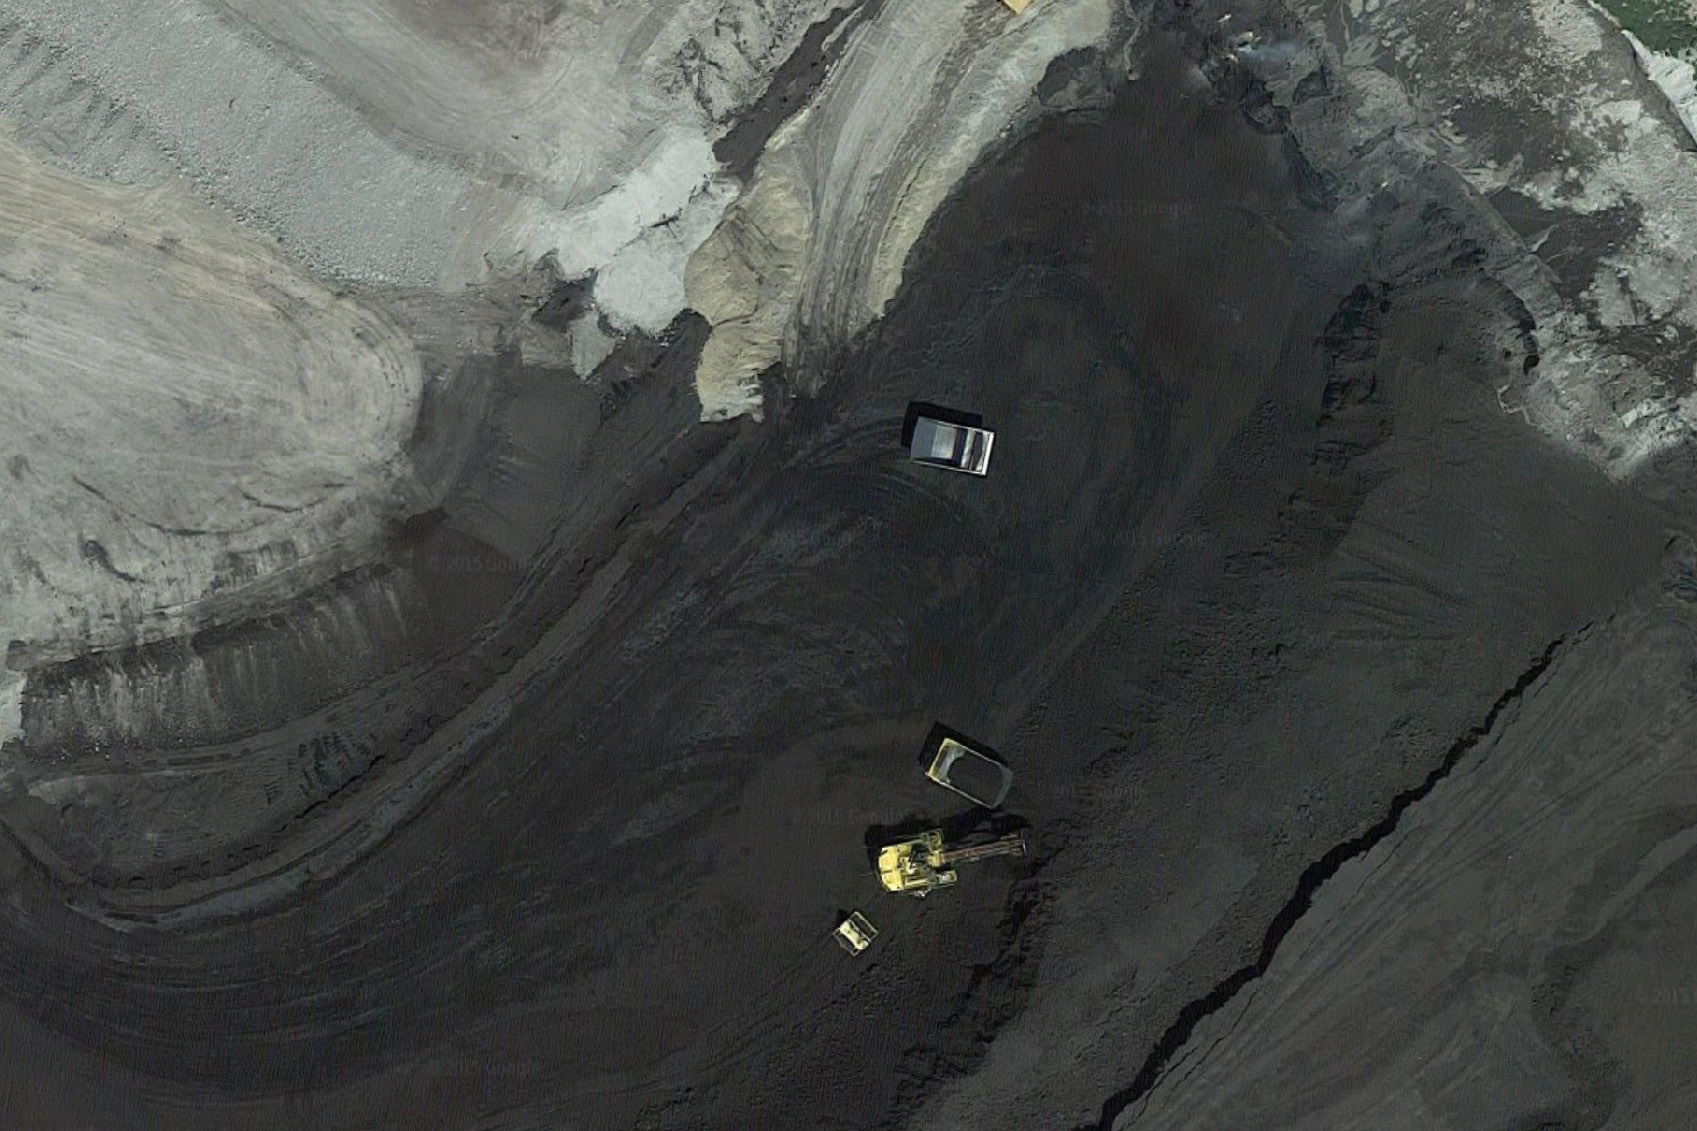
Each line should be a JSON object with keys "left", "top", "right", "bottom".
{"left": 937, "top": 831, "right": 1027, "bottom": 866}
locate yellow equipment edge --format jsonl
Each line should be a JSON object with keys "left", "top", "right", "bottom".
{"left": 876, "top": 830, "right": 957, "bottom": 896}
{"left": 834, "top": 911, "right": 879, "bottom": 954}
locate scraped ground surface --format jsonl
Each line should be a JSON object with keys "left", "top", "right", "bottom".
{"left": 4, "top": 0, "right": 1697, "bottom": 1129}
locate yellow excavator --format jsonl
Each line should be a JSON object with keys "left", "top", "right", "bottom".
{"left": 876, "top": 829, "right": 1028, "bottom": 897}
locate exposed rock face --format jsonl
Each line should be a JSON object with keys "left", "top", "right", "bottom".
{"left": 0, "top": 125, "right": 425, "bottom": 744}
{"left": 0, "top": 0, "right": 1122, "bottom": 416}
{"left": 686, "top": 0, "right": 1122, "bottom": 401}
{"left": 0, "top": 0, "right": 818, "bottom": 316}
{"left": 0, "top": 0, "right": 1120, "bottom": 744}
{"left": 1229, "top": 0, "right": 1697, "bottom": 477}
{"left": 687, "top": 157, "right": 814, "bottom": 420}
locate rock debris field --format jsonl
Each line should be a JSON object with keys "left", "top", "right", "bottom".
{"left": 3, "top": 0, "right": 1697, "bottom": 1127}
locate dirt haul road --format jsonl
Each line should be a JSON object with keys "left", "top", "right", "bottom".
{"left": 3, "top": 9, "right": 1697, "bottom": 1131}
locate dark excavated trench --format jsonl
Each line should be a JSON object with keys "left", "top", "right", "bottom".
{"left": 1081, "top": 632, "right": 1573, "bottom": 1130}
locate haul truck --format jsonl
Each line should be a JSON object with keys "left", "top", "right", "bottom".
{"left": 924, "top": 737, "right": 1013, "bottom": 808}
{"left": 907, "top": 414, "right": 995, "bottom": 475}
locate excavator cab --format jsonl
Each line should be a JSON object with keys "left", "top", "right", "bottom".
{"left": 877, "top": 830, "right": 957, "bottom": 897}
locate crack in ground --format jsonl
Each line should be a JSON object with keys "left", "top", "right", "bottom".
{"left": 78, "top": 538, "right": 138, "bottom": 583}
{"left": 1077, "top": 630, "right": 1578, "bottom": 1130}
{"left": 71, "top": 475, "right": 209, "bottom": 537}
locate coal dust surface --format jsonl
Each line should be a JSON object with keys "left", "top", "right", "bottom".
{"left": 0, "top": 22, "right": 1690, "bottom": 1131}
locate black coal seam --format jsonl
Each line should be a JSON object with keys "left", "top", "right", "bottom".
{"left": 712, "top": 0, "right": 881, "bottom": 180}
{"left": 1079, "top": 629, "right": 1576, "bottom": 1131}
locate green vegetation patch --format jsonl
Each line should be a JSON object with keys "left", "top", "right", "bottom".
{"left": 1597, "top": 0, "right": 1697, "bottom": 61}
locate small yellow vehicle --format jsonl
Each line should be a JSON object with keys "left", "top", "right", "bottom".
{"left": 1001, "top": 0, "right": 1034, "bottom": 12}
{"left": 877, "top": 829, "right": 1028, "bottom": 897}
{"left": 908, "top": 414, "right": 996, "bottom": 475}
{"left": 834, "top": 911, "right": 879, "bottom": 955}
